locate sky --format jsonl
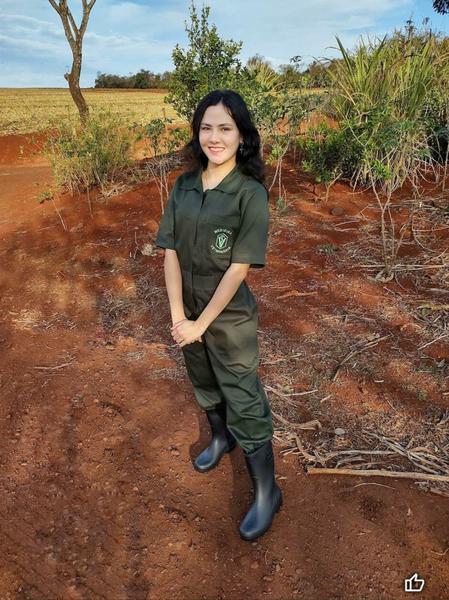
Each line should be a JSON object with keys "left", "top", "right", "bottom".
{"left": 1, "top": 0, "right": 448, "bottom": 87}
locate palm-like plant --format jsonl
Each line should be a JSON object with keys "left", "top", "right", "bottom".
{"left": 328, "top": 29, "right": 448, "bottom": 280}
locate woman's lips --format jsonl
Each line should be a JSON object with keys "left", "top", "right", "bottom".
{"left": 208, "top": 147, "right": 224, "bottom": 153}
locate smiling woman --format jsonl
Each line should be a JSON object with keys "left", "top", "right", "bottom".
{"left": 155, "top": 88, "right": 283, "bottom": 542}
{"left": 198, "top": 103, "right": 242, "bottom": 181}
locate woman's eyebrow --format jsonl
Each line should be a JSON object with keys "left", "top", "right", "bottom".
{"left": 201, "top": 122, "right": 233, "bottom": 126}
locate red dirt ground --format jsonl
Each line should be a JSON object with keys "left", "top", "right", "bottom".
{"left": 1, "top": 133, "right": 449, "bottom": 600}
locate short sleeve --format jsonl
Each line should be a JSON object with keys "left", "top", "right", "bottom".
{"left": 231, "top": 185, "right": 270, "bottom": 269}
{"left": 155, "top": 186, "right": 176, "bottom": 250}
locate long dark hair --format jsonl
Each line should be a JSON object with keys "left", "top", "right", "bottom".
{"left": 184, "top": 89, "right": 265, "bottom": 184}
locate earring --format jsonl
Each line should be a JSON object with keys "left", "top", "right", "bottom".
{"left": 239, "top": 142, "right": 244, "bottom": 154}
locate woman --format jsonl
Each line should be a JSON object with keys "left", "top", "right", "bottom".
{"left": 155, "top": 89, "right": 283, "bottom": 541}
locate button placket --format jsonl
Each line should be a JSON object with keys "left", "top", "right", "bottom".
{"left": 191, "top": 190, "right": 207, "bottom": 312}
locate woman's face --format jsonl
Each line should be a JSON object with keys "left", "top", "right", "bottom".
{"left": 199, "top": 102, "right": 243, "bottom": 168}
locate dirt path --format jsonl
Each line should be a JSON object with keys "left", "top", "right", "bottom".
{"left": 1, "top": 135, "right": 448, "bottom": 600}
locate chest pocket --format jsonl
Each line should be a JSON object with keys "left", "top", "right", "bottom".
{"left": 204, "top": 213, "right": 240, "bottom": 256}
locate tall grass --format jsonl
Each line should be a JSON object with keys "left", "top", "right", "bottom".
{"left": 330, "top": 30, "right": 444, "bottom": 192}
{"left": 327, "top": 26, "right": 449, "bottom": 279}
{"left": 421, "top": 34, "right": 449, "bottom": 187}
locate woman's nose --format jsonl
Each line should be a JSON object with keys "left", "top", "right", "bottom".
{"left": 209, "top": 129, "right": 221, "bottom": 143}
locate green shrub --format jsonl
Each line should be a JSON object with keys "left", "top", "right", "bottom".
{"left": 166, "top": 2, "right": 245, "bottom": 122}
{"left": 136, "top": 117, "right": 190, "bottom": 210}
{"left": 138, "top": 117, "right": 190, "bottom": 156}
{"left": 328, "top": 25, "right": 447, "bottom": 192}
{"left": 422, "top": 87, "right": 449, "bottom": 162}
{"left": 297, "top": 123, "right": 360, "bottom": 184}
{"left": 324, "top": 22, "right": 449, "bottom": 279}
{"left": 165, "top": 0, "right": 317, "bottom": 151}
{"left": 45, "top": 108, "right": 138, "bottom": 195}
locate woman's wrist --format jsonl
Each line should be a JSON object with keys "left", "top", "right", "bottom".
{"left": 171, "top": 313, "right": 187, "bottom": 326}
{"left": 195, "top": 321, "right": 207, "bottom": 336}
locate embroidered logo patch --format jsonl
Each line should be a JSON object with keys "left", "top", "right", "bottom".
{"left": 210, "top": 227, "right": 233, "bottom": 254}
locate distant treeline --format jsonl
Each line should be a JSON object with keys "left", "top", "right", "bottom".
{"left": 94, "top": 69, "right": 173, "bottom": 89}
{"left": 94, "top": 58, "right": 339, "bottom": 89}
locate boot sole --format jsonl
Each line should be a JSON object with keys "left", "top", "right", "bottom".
{"left": 239, "top": 491, "right": 283, "bottom": 541}
{"left": 193, "top": 441, "right": 237, "bottom": 473}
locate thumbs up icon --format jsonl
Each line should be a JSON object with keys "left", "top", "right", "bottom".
{"left": 405, "top": 573, "right": 425, "bottom": 592}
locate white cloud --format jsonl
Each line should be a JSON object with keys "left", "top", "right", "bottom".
{"left": 0, "top": 4, "right": 178, "bottom": 85}
{"left": 0, "top": 0, "right": 446, "bottom": 87}
{"left": 207, "top": 0, "right": 414, "bottom": 65}
{"left": 2, "top": 13, "right": 60, "bottom": 27}
{"left": 0, "top": 33, "right": 62, "bottom": 56}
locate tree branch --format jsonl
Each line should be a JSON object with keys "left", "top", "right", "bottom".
{"left": 67, "top": 10, "right": 79, "bottom": 38}
{"left": 48, "top": 1, "right": 76, "bottom": 51}
{"left": 81, "top": 0, "right": 97, "bottom": 14}
{"left": 48, "top": 0, "right": 60, "bottom": 15}
{"left": 81, "top": 0, "right": 97, "bottom": 38}
{"left": 48, "top": 1, "right": 93, "bottom": 46}
{"left": 60, "top": 0, "right": 79, "bottom": 45}
{"left": 48, "top": 0, "right": 61, "bottom": 15}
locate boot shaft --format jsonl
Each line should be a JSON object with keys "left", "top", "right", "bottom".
{"left": 244, "top": 440, "right": 276, "bottom": 495}
{"left": 205, "top": 404, "right": 236, "bottom": 446}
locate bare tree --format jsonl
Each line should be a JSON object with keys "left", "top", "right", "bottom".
{"left": 48, "top": 0, "right": 96, "bottom": 124}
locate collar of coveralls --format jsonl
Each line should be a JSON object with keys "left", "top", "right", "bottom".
{"left": 179, "top": 163, "right": 245, "bottom": 195}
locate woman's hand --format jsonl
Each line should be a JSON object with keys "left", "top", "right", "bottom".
{"left": 171, "top": 319, "right": 204, "bottom": 347}
{"left": 172, "top": 318, "right": 202, "bottom": 343}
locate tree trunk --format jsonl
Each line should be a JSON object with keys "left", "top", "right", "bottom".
{"left": 64, "top": 52, "right": 89, "bottom": 125}
{"left": 48, "top": 1, "right": 96, "bottom": 127}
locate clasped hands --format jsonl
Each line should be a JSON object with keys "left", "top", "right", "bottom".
{"left": 170, "top": 318, "right": 205, "bottom": 348}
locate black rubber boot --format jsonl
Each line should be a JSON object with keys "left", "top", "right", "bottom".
{"left": 239, "top": 440, "right": 283, "bottom": 541}
{"left": 193, "top": 403, "right": 237, "bottom": 473}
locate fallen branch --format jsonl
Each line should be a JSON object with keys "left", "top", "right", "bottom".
{"left": 265, "top": 384, "right": 306, "bottom": 408}
{"left": 307, "top": 467, "right": 449, "bottom": 482}
{"left": 294, "top": 434, "right": 315, "bottom": 462}
{"left": 416, "top": 303, "right": 449, "bottom": 311}
{"left": 34, "top": 361, "right": 73, "bottom": 370}
{"left": 351, "top": 263, "right": 449, "bottom": 271}
{"left": 272, "top": 411, "right": 322, "bottom": 430}
{"left": 331, "top": 334, "right": 393, "bottom": 381}
{"left": 418, "top": 332, "right": 449, "bottom": 350}
{"left": 276, "top": 290, "right": 318, "bottom": 300}
{"left": 263, "top": 353, "right": 302, "bottom": 365}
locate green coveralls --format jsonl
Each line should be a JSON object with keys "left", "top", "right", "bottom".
{"left": 155, "top": 164, "right": 273, "bottom": 453}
